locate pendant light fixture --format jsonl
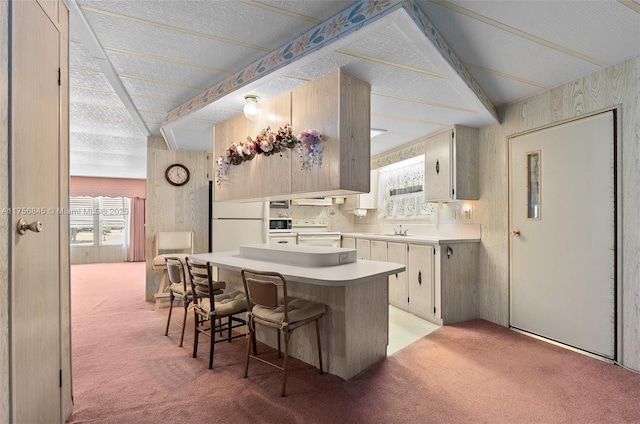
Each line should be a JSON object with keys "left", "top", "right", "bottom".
{"left": 243, "top": 95, "right": 260, "bottom": 121}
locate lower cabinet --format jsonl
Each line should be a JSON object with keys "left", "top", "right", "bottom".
{"left": 388, "top": 242, "right": 435, "bottom": 320}
{"left": 356, "top": 238, "right": 371, "bottom": 260}
{"left": 370, "top": 240, "right": 387, "bottom": 261}
{"left": 342, "top": 236, "right": 355, "bottom": 249}
{"left": 387, "top": 242, "right": 408, "bottom": 310}
{"left": 269, "top": 233, "right": 297, "bottom": 245}
{"left": 407, "top": 244, "right": 435, "bottom": 320}
{"left": 344, "top": 235, "right": 478, "bottom": 325}
{"left": 360, "top": 237, "right": 478, "bottom": 325}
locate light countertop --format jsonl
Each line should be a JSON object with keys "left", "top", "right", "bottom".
{"left": 341, "top": 232, "right": 481, "bottom": 244}
{"left": 191, "top": 249, "right": 405, "bottom": 287}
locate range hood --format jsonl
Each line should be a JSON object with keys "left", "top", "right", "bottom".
{"left": 290, "top": 197, "right": 332, "bottom": 206}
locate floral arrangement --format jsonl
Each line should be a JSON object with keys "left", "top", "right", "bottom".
{"left": 216, "top": 124, "right": 322, "bottom": 185}
{"left": 297, "top": 129, "right": 323, "bottom": 170}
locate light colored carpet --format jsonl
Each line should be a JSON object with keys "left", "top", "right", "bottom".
{"left": 67, "top": 262, "right": 640, "bottom": 423}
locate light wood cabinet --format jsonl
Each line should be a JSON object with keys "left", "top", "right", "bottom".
{"left": 349, "top": 235, "right": 478, "bottom": 325}
{"left": 356, "top": 238, "right": 371, "bottom": 260}
{"left": 407, "top": 244, "right": 435, "bottom": 320}
{"left": 387, "top": 241, "right": 408, "bottom": 309}
{"left": 342, "top": 236, "right": 355, "bottom": 249}
{"left": 214, "top": 93, "right": 292, "bottom": 201}
{"left": 214, "top": 69, "right": 371, "bottom": 202}
{"left": 290, "top": 69, "right": 371, "bottom": 197}
{"left": 425, "top": 125, "right": 479, "bottom": 201}
{"left": 370, "top": 240, "right": 387, "bottom": 262}
{"left": 246, "top": 92, "right": 293, "bottom": 199}
{"left": 343, "top": 168, "right": 379, "bottom": 211}
{"left": 386, "top": 242, "right": 435, "bottom": 319}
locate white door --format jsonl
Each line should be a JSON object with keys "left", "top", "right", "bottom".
{"left": 509, "top": 112, "right": 615, "bottom": 358}
{"left": 11, "top": 0, "right": 62, "bottom": 421}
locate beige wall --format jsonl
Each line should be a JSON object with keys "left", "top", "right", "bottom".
{"left": 476, "top": 57, "right": 640, "bottom": 370}
{"left": 145, "top": 136, "right": 210, "bottom": 300}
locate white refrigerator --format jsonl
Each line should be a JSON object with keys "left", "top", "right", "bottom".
{"left": 211, "top": 198, "right": 268, "bottom": 253}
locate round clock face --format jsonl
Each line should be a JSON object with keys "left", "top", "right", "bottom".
{"left": 165, "top": 164, "right": 190, "bottom": 186}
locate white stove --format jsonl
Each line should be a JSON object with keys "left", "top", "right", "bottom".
{"left": 292, "top": 219, "right": 341, "bottom": 247}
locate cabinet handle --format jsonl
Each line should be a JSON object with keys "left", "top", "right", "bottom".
{"left": 418, "top": 270, "right": 422, "bottom": 285}
{"left": 278, "top": 240, "right": 288, "bottom": 243}
{"left": 435, "top": 160, "right": 440, "bottom": 175}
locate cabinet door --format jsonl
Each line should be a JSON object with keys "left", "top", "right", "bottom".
{"left": 407, "top": 244, "right": 435, "bottom": 319}
{"left": 269, "top": 235, "right": 297, "bottom": 245}
{"left": 387, "top": 242, "right": 408, "bottom": 309}
{"left": 342, "top": 237, "right": 355, "bottom": 249}
{"left": 370, "top": 240, "right": 387, "bottom": 261}
{"left": 246, "top": 92, "right": 292, "bottom": 199}
{"left": 359, "top": 168, "right": 379, "bottom": 209}
{"left": 356, "top": 238, "right": 371, "bottom": 260}
{"left": 425, "top": 130, "right": 453, "bottom": 201}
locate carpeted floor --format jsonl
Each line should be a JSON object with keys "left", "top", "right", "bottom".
{"left": 67, "top": 262, "right": 640, "bottom": 423}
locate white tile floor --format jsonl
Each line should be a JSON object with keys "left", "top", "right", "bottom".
{"left": 387, "top": 305, "right": 440, "bottom": 355}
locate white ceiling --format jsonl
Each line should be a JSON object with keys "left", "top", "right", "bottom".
{"left": 68, "top": 0, "right": 640, "bottom": 179}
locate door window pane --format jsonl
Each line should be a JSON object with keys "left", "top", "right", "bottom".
{"left": 527, "top": 151, "right": 541, "bottom": 219}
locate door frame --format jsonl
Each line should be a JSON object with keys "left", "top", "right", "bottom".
{"left": 507, "top": 107, "right": 622, "bottom": 361}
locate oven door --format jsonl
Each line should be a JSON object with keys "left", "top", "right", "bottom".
{"left": 297, "top": 234, "right": 341, "bottom": 248}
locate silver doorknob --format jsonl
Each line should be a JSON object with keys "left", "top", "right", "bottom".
{"left": 17, "top": 218, "right": 43, "bottom": 235}
{"left": 510, "top": 229, "right": 521, "bottom": 237}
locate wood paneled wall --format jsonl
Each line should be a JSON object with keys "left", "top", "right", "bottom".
{"left": 0, "top": 4, "right": 9, "bottom": 421}
{"left": 476, "top": 57, "right": 640, "bottom": 370}
{"left": 145, "top": 136, "right": 210, "bottom": 300}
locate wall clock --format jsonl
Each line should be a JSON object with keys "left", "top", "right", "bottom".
{"left": 165, "top": 163, "right": 190, "bottom": 186}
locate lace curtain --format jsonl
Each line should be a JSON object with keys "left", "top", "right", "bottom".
{"left": 377, "top": 155, "right": 429, "bottom": 219}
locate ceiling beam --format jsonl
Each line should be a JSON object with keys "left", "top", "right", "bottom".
{"left": 67, "top": 0, "right": 150, "bottom": 137}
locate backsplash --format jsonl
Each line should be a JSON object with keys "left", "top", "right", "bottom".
{"left": 269, "top": 198, "right": 476, "bottom": 237}
{"left": 350, "top": 200, "right": 477, "bottom": 236}
{"left": 269, "top": 203, "right": 356, "bottom": 233}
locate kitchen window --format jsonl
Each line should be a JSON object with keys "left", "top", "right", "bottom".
{"left": 378, "top": 155, "right": 428, "bottom": 219}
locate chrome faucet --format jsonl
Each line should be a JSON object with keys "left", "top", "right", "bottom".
{"left": 394, "top": 225, "right": 408, "bottom": 236}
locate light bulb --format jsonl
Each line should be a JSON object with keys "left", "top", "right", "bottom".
{"left": 243, "top": 95, "right": 260, "bottom": 121}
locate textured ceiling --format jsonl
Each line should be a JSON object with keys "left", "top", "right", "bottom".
{"left": 68, "top": 0, "right": 640, "bottom": 179}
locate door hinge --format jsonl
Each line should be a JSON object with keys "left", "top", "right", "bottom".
{"left": 58, "top": 68, "right": 61, "bottom": 86}
{"left": 59, "top": 369, "right": 62, "bottom": 388}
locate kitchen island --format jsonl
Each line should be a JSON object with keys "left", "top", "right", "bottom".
{"left": 191, "top": 244, "right": 405, "bottom": 380}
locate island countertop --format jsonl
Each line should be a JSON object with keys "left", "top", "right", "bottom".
{"left": 191, "top": 248, "right": 405, "bottom": 287}
{"left": 191, "top": 244, "right": 403, "bottom": 380}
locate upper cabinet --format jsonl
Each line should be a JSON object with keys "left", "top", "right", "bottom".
{"left": 291, "top": 69, "right": 371, "bottom": 197}
{"left": 343, "top": 168, "right": 379, "bottom": 211}
{"left": 424, "top": 125, "right": 479, "bottom": 201}
{"left": 214, "top": 69, "right": 371, "bottom": 202}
